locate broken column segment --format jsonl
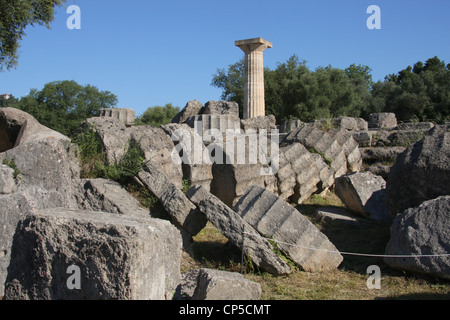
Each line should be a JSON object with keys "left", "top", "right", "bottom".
{"left": 233, "top": 185, "right": 343, "bottom": 272}
{"left": 186, "top": 185, "right": 292, "bottom": 275}
{"left": 99, "top": 108, "right": 135, "bottom": 126}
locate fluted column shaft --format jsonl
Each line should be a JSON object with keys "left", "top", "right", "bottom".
{"left": 235, "top": 38, "right": 272, "bottom": 120}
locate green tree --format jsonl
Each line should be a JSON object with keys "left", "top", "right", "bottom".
{"left": 14, "top": 80, "right": 117, "bottom": 137}
{"left": 0, "top": 0, "right": 66, "bottom": 71}
{"left": 369, "top": 56, "right": 449, "bottom": 122}
{"left": 0, "top": 94, "right": 18, "bottom": 107}
{"left": 211, "top": 59, "right": 245, "bottom": 117}
{"left": 212, "top": 55, "right": 370, "bottom": 122}
{"left": 136, "top": 103, "right": 180, "bottom": 127}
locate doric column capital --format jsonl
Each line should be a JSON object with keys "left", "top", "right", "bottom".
{"left": 235, "top": 38, "right": 273, "bottom": 54}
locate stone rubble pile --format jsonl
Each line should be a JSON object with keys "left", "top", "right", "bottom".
{"left": 1, "top": 104, "right": 449, "bottom": 300}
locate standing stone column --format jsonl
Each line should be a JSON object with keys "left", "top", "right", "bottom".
{"left": 235, "top": 38, "right": 272, "bottom": 119}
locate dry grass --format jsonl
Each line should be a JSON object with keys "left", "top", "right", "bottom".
{"left": 182, "top": 191, "right": 450, "bottom": 300}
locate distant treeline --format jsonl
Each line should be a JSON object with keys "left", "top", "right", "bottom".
{"left": 1, "top": 56, "right": 448, "bottom": 140}
{"left": 212, "top": 55, "right": 450, "bottom": 123}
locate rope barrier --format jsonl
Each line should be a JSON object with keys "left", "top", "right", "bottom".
{"left": 242, "top": 231, "right": 450, "bottom": 259}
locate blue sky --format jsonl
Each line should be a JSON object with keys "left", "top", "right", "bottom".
{"left": 1, "top": 0, "right": 449, "bottom": 117}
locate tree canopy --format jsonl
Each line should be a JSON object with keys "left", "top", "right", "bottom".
{"left": 135, "top": 103, "right": 180, "bottom": 127}
{"left": 11, "top": 80, "right": 117, "bottom": 137}
{"left": 212, "top": 55, "right": 449, "bottom": 123}
{"left": 212, "top": 55, "right": 372, "bottom": 122}
{"left": 0, "top": 0, "right": 66, "bottom": 71}
{"left": 369, "top": 56, "right": 450, "bottom": 122}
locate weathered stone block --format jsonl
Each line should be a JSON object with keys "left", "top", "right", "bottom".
{"left": 99, "top": 108, "right": 135, "bottom": 126}
{"left": 386, "top": 127, "right": 450, "bottom": 216}
{"left": 192, "top": 269, "right": 261, "bottom": 300}
{"left": 4, "top": 208, "right": 182, "bottom": 300}
{"left": 384, "top": 196, "right": 450, "bottom": 280}
{"left": 185, "top": 114, "right": 241, "bottom": 138}
{"left": 369, "top": 113, "right": 397, "bottom": 129}
{"left": 171, "top": 100, "right": 204, "bottom": 124}
{"left": 74, "top": 178, "right": 150, "bottom": 218}
{"left": 335, "top": 172, "right": 390, "bottom": 223}
{"left": 234, "top": 185, "right": 343, "bottom": 272}
{"left": 137, "top": 162, "right": 206, "bottom": 237}
{"left": 203, "top": 101, "right": 239, "bottom": 117}
{"left": 187, "top": 185, "right": 292, "bottom": 275}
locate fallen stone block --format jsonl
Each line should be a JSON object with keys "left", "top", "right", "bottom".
{"left": 74, "top": 178, "right": 150, "bottom": 218}
{"left": 174, "top": 268, "right": 261, "bottom": 300}
{"left": 315, "top": 207, "right": 371, "bottom": 227}
{"left": 281, "top": 125, "right": 351, "bottom": 178}
{"left": 4, "top": 208, "right": 182, "bottom": 300}
{"left": 277, "top": 142, "right": 334, "bottom": 204}
{"left": 171, "top": 100, "right": 204, "bottom": 124}
{"left": 240, "top": 115, "right": 277, "bottom": 133}
{"left": 99, "top": 108, "right": 135, "bottom": 126}
{"left": 129, "top": 125, "right": 183, "bottom": 188}
{"left": 369, "top": 113, "right": 397, "bottom": 129}
{"left": 335, "top": 171, "right": 390, "bottom": 223}
{"left": 332, "top": 117, "right": 368, "bottom": 131}
{"left": 384, "top": 196, "right": 450, "bottom": 280}
{"left": 233, "top": 185, "right": 343, "bottom": 272}
{"left": 193, "top": 268, "right": 261, "bottom": 300}
{"left": 279, "top": 119, "right": 303, "bottom": 133}
{"left": 161, "top": 123, "right": 213, "bottom": 191}
{"left": 185, "top": 114, "right": 241, "bottom": 139}
{"left": 386, "top": 127, "right": 450, "bottom": 216}
{"left": 203, "top": 100, "right": 239, "bottom": 117}
{"left": 137, "top": 162, "right": 207, "bottom": 237}
{"left": 209, "top": 138, "right": 267, "bottom": 207}
{"left": 187, "top": 185, "right": 292, "bottom": 275}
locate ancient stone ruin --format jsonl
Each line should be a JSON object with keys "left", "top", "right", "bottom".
{"left": 1, "top": 97, "right": 449, "bottom": 299}
{"left": 0, "top": 38, "right": 449, "bottom": 299}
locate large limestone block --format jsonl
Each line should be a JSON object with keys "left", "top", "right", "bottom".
{"left": 85, "top": 117, "right": 183, "bottom": 188}
{"left": 4, "top": 208, "right": 182, "bottom": 300}
{"left": 191, "top": 268, "right": 261, "bottom": 300}
{"left": 369, "top": 113, "right": 397, "bottom": 129}
{"left": 137, "top": 162, "right": 206, "bottom": 237}
{"left": 0, "top": 107, "right": 38, "bottom": 152}
{"left": 277, "top": 143, "right": 334, "bottom": 204}
{"left": 335, "top": 172, "right": 390, "bottom": 223}
{"left": 161, "top": 123, "right": 213, "bottom": 191}
{"left": 203, "top": 101, "right": 239, "bottom": 117}
{"left": 171, "top": 100, "right": 204, "bottom": 124}
{"left": 0, "top": 130, "right": 79, "bottom": 295}
{"left": 185, "top": 114, "right": 241, "bottom": 138}
{"left": 187, "top": 185, "right": 292, "bottom": 275}
{"left": 233, "top": 185, "right": 343, "bottom": 272}
{"left": 386, "top": 127, "right": 450, "bottom": 216}
{"left": 99, "top": 108, "right": 135, "bottom": 126}
{"left": 74, "top": 178, "right": 150, "bottom": 218}
{"left": 282, "top": 125, "right": 349, "bottom": 178}
{"left": 1, "top": 137, "right": 78, "bottom": 209}
{"left": 85, "top": 117, "right": 131, "bottom": 164}
{"left": 129, "top": 126, "right": 183, "bottom": 188}
{"left": 384, "top": 196, "right": 450, "bottom": 280}
{"left": 240, "top": 115, "right": 277, "bottom": 133}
